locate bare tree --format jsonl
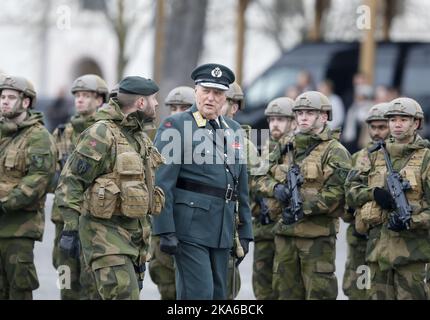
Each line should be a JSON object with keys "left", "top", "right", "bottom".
{"left": 156, "top": 0, "right": 209, "bottom": 120}
{"left": 103, "top": 0, "right": 154, "bottom": 81}
{"left": 253, "top": 0, "right": 305, "bottom": 53}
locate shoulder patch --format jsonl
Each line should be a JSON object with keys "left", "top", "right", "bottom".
{"left": 76, "top": 159, "right": 91, "bottom": 175}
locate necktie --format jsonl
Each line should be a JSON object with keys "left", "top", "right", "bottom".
{"left": 208, "top": 119, "right": 226, "bottom": 153}
{"left": 208, "top": 119, "right": 220, "bottom": 131}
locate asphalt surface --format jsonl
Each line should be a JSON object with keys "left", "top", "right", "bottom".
{"left": 33, "top": 194, "right": 348, "bottom": 300}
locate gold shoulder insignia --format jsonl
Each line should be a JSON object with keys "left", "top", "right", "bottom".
{"left": 192, "top": 111, "right": 207, "bottom": 127}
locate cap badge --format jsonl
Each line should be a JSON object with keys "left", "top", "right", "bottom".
{"left": 211, "top": 67, "right": 223, "bottom": 78}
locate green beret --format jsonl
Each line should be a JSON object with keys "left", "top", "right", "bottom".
{"left": 119, "top": 76, "right": 159, "bottom": 96}
{"left": 191, "top": 63, "right": 235, "bottom": 91}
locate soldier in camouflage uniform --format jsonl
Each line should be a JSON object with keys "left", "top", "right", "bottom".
{"left": 255, "top": 91, "right": 351, "bottom": 299}
{"left": 220, "top": 82, "right": 260, "bottom": 299}
{"left": 148, "top": 86, "right": 194, "bottom": 300}
{"left": 51, "top": 74, "right": 108, "bottom": 300}
{"left": 252, "top": 97, "right": 296, "bottom": 300}
{"left": 0, "top": 75, "right": 57, "bottom": 299}
{"left": 55, "top": 76, "right": 165, "bottom": 300}
{"left": 346, "top": 97, "right": 430, "bottom": 300}
{"left": 342, "top": 103, "right": 390, "bottom": 300}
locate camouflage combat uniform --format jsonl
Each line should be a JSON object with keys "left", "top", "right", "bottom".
{"left": 0, "top": 111, "right": 57, "bottom": 299}
{"left": 55, "top": 99, "right": 165, "bottom": 300}
{"left": 255, "top": 126, "right": 351, "bottom": 299}
{"left": 251, "top": 137, "right": 283, "bottom": 299}
{"left": 342, "top": 146, "right": 372, "bottom": 299}
{"left": 51, "top": 114, "right": 97, "bottom": 299}
{"left": 346, "top": 135, "right": 430, "bottom": 299}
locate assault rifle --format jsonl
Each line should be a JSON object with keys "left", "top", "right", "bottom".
{"left": 368, "top": 140, "right": 412, "bottom": 231}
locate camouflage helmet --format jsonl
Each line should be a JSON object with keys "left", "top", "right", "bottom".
{"left": 0, "top": 75, "right": 37, "bottom": 107}
{"left": 225, "top": 82, "right": 245, "bottom": 109}
{"left": 71, "top": 74, "right": 109, "bottom": 103}
{"left": 165, "top": 86, "right": 195, "bottom": 106}
{"left": 366, "top": 102, "right": 390, "bottom": 123}
{"left": 385, "top": 97, "right": 424, "bottom": 129}
{"left": 293, "top": 91, "right": 332, "bottom": 121}
{"left": 264, "top": 97, "right": 295, "bottom": 118}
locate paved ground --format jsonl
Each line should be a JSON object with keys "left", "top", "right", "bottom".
{"left": 34, "top": 194, "right": 348, "bottom": 300}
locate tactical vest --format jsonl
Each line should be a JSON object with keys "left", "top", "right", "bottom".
{"left": 362, "top": 147, "right": 427, "bottom": 227}
{"left": 273, "top": 138, "right": 341, "bottom": 238}
{"left": 83, "top": 120, "right": 164, "bottom": 220}
{"left": 0, "top": 124, "right": 44, "bottom": 211}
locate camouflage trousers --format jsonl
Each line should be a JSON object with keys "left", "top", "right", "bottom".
{"left": 342, "top": 224, "right": 368, "bottom": 300}
{"left": 0, "top": 238, "right": 39, "bottom": 300}
{"left": 252, "top": 220, "right": 277, "bottom": 300}
{"left": 273, "top": 235, "right": 338, "bottom": 300}
{"left": 148, "top": 235, "right": 176, "bottom": 300}
{"left": 91, "top": 254, "right": 141, "bottom": 300}
{"left": 227, "top": 255, "right": 241, "bottom": 300}
{"left": 53, "top": 222, "right": 98, "bottom": 300}
{"left": 367, "top": 261, "right": 428, "bottom": 300}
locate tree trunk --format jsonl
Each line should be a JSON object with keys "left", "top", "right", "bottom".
{"left": 155, "top": 0, "right": 208, "bottom": 121}
{"left": 308, "top": 0, "right": 330, "bottom": 41}
{"left": 116, "top": 0, "right": 128, "bottom": 82}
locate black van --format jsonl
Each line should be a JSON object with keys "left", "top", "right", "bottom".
{"left": 235, "top": 41, "right": 430, "bottom": 137}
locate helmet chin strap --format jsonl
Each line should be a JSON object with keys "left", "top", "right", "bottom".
{"left": 300, "top": 112, "right": 323, "bottom": 134}
{"left": 396, "top": 124, "right": 416, "bottom": 141}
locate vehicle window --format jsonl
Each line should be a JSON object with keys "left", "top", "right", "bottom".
{"left": 374, "top": 45, "right": 398, "bottom": 86}
{"left": 402, "top": 46, "right": 430, "bottom": 97}
{"left": 245, "top": 67, "right": 301, "bottom": 109}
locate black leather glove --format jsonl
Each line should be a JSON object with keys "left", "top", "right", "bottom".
{"left": 388, "top": 213, "right": 410, "bottom": 232}
{"left": 134, "top": 264, "right": 146, "bottom": 291}
{"left": 273, "top": 184, "right": 289, "bottom": 203}
{"left": 159, "top": 232, "right": 179, "bottom": 255}
{"left": 59, "top": 230, "right": 80, "bottom": 259}
{"left": 0, "top": 202, "right": 6, "bottom": 215}
{"left": 373, "top": 187, "right": 395, "bottom": 210}
{"left": 282, "top": 209, "right": 296, "bottom": 225}
{"left": 235, "top": 238, "right": 250, "bottom": 267}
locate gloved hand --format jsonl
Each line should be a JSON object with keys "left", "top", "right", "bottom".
{"left": 59, "top": 230, "right": 80, "bottom": 259}
{"left": 282, "top": 209, "right": 296, "bottom": 225}
{"left": 160, "top": 232, "right": 179, "bottom": 255}
{"left": 373, "top": 187, "right": 395, "bottom": 210}
{"left": 388, "top": 213, "right": 410, "bottom": 232}
{"left": 235, "top": 238, "right": 250, "bottom": 267}
{"left": 273, "top": 184, "right": 289, "bottom": 203}
{"left": 0, "top": 202, "right": 6, "bottom": 215}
